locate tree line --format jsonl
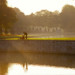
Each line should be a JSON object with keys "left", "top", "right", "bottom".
{"left": 12, "top": 4, "right": 75, "bottom": 34}
{"left": 0, "top": 0, "right": 75, "bottom": 34}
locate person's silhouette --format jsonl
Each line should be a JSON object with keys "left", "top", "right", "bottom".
{"left": 20, "top": 32, "right": 27, "bottom": 40}
{"left": 23, "top": 32, "right": 27, "bottom": 39}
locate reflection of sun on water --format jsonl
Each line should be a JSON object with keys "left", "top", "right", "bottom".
{"left": 8, "top": 64, "right": 75, "bottom": 75}
{"left": 8, "top": 64, "right": 25, "bottom": 75}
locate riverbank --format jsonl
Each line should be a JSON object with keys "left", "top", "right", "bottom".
{"left": 0, "top": 40, "right": 75, "bottom": 54}
{"left": 0, "top": 35, "right": 75, "bottom": 40}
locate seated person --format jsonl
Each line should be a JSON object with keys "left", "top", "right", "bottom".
{"left": 20, "top": 32, "right": 27, "bottom": 39}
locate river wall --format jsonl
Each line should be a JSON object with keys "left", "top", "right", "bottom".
{"left": 0, "top": 40, "right": 75, "bottom": 54}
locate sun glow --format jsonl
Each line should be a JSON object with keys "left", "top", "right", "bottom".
{"left": 8, "top": 64, "right": 75, "bottom": 75}
{"left": 7, "top": 0, "right": 75, "bottom": 15}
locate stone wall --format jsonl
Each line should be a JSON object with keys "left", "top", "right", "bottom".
{"left": 0, "top": 40, "right": 75, "bottom": 54}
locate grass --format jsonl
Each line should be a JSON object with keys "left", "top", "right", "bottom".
{"left": 0, "top": 34, "right": 75, "bottom": 40}
{"left": 28, "top": 37, "right": 75, "bottom": 40}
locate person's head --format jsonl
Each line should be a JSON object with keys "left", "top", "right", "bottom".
{"left": 23, "top": 32, "right": 27, "bottom": 35}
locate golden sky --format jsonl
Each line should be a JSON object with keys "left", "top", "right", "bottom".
{"left": 7, "top": 0, "right": 75, "bottom": 15}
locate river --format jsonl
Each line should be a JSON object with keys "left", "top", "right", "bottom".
{"left": 0, "top": 53, "right": 75, "bottom": 75}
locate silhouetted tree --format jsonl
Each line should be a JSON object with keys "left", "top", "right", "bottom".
{"left": 60, "top": 5, "right": 75, "bottom": 32}
{"left": 0, "top": 0, "right": 7, "bottom": 7}
{"left": 0, "top": 0, "right": 17, "bottom": 34}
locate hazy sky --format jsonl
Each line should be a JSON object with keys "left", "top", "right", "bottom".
{"left": 7, "top": 0, "right": 75, "bottom": 15}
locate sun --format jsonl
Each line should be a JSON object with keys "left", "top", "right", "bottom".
{"left": 7, "top": 0, "right": 75, "bottom": 15}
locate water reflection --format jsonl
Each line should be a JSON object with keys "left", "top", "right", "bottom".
{"left": 8, "top": 64, "right": 75, "bottom": 75}
{"left": 8, "top": 64, "right": 25, "bottom": 75}
{"left": 0, "top": 53, "right": 75, "bottom": 75}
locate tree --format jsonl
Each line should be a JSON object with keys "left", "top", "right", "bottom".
{"left": 35, "top": 10, "right": 52, "bottom": 16}
{"left": 0, "top": 0, "right": 7, "bottom": 7}
{"left": 60, "top": 5, "right": 75, "bottom": 32}
{"left": 0, "top": 0, "right": 17, "bottom": 34}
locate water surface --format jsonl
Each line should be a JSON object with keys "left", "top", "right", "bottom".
{"left": 8, "top": 64, "right": 75, "bottom": 75}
